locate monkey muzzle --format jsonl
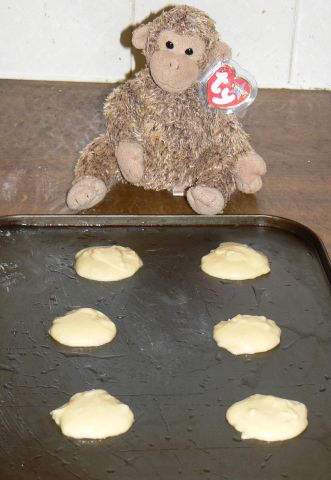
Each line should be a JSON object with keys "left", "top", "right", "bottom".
{"left": 150, "top": 51, "right": 200, "bottom": 93}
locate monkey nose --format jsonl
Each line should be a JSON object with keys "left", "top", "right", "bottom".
{"left": 169, "top": 58, "right": 179, "bottom": 70}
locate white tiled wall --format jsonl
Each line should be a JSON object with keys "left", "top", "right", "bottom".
{"left": 0, "top": 0, "right": 330, "bottom": 89}
{"left": 290, "top": 0, "right": 331, "bottom": 89}
{"left": 0, "top": 0, "right": 132, "bottom": 82}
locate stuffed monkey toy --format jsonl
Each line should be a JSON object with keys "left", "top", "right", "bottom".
{"left": 67, "top": 5, "right": 266, "bottom": 214}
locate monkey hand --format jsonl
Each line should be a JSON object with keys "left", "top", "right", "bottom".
{"left": 235, "top": 151, "right": 266, "bottom": 194}
{"left": 187, "top": 186, "right": 225, "bottom": 215}
{"left": 66, "top": 176, "right": 107, "bottom": 210}
{"left": 115, "top": 141, "right": 144, "bottom": 184}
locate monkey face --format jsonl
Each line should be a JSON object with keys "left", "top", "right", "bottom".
{"left": 132, "top": 7, "right": 231, "bottom": 93}
{"left": 149, "top": 30, "right": 205, "bottom": 93}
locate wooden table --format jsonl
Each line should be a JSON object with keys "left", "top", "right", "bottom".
{"left": 0, "top": 79, "right": 330, "bottom": 254}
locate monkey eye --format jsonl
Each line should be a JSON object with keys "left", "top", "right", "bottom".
{"left": 185, "top": 48, "right": 194, "bottom": 56}
{"left": 166, "top": 41, "right": 174, "bottom": 49}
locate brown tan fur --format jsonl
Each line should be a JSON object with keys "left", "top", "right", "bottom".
{"left": 68, "top": 5, "right": 265, "bottom": 213}
{"left": 144, "top": 6, "right": 219, "bottom": 69}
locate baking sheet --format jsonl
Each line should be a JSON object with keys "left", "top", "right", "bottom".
{"left": 0, "top": 215, "right": 330, "bottom": 480}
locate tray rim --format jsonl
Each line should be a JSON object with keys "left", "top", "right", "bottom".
{"left": 0, "top": 213, "right": 330, "bottom": 477}
{"left": 0, "top": 214, "right": 329, "bottom": 283}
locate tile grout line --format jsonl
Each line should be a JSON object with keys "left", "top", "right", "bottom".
{"left": 288, "top": 0, "right": 300, "bottom": 87}
{"left": 129, "top": 0, "right": 136, "bottom": 73}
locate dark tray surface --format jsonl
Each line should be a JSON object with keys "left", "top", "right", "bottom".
{"left": 0, "top": 215, "right": 330, "bottom": 480}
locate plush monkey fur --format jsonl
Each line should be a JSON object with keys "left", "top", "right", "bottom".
{"left": 67, "top": 5, "right": 266, "bottom": 214}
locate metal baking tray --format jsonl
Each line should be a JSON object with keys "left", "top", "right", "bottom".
{"left": 0, "top": 215, "right": 330, "bottom": 480}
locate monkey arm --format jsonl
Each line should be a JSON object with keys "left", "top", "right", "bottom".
{"left": 212, "top": 115, "right": 267, "bottom": 194}
{"left": 104, "top": 85, "right": 145, "bottom": 184}
{"left": 104, "top": 85, "right": 142, "bottom": 145}
{"left": 67, "top": 83, "right": 144, "bottom": 210}
{"left": 186, "top": 144, "right": 237, "bottom": 215}
{"left": 190, "top": 115, "right": 251, "bottom": 200}
{"left": 186, "top": 116, "right": 266, "bottom": 214}
{"left": 213, "top": 115, "right": 252, "bottom": 159}
{"left": 192, "top": 145, "right": 237, "bottom": 202}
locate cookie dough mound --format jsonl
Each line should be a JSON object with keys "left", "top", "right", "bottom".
{"left": 51, "top": 389, "right": 134, "bottom": 439}
{"left": 213, "top": 314, "right": 281, "bottom": 355}
{"left": 226, "top": 394, "right": 308, "bottom": 441}
{"left": 75, "top": 245, "right": 143, "bottom": 281}
{"left": 201, "top": 242, "right": 270, "bottom": 280}
{"left": 49, "top": 308, "right": 117, "bottom": 347}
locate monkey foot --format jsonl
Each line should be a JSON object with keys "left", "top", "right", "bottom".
{"left": 66, "top": 176, "right": 107, "bottom": 211}
{"left": 187, "top": 186, "right": 225, "bottom": 215}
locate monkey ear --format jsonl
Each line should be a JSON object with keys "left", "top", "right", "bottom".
{"left": 216, "top": 41, "right": 232, "bottom": 61}
{"left": 132, "top": 24, "right": 149, "bottom": 50}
